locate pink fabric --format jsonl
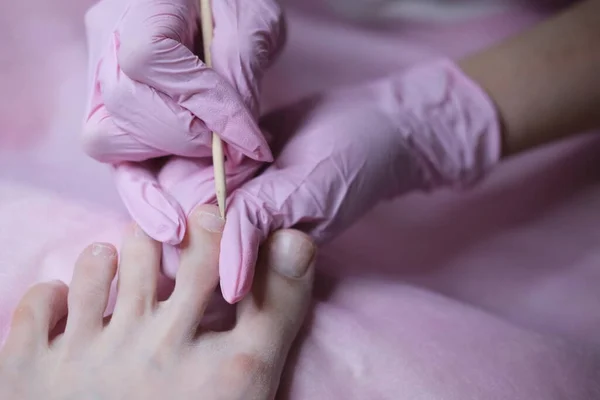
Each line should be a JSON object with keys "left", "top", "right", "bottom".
{"left": 1, "top": 1, "right": 599, "bottom": 398}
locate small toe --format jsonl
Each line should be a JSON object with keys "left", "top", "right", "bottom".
{"left": 235, "top": 230, "right": 315, "bottom": 367}
{"left": 110, "top": 225, "right": 161, "bottom": 325}
{"left": 3, "top": 281, "right": 68, "bottom": 354}
{"left": 160, "top": 205, "right": 223, "bottom": 339}
{"left": 64, "top": 242, "right": 117, "bottom": 340}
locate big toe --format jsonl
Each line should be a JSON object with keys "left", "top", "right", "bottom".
{"left": 236, "top": 229, "right": 315, "bottom": 358}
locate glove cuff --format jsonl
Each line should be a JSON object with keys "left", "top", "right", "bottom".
{"left": 386, "top": 58, "right": 502, "bottom": 190}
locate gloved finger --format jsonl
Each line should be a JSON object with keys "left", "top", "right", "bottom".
{"left": 113, "top": 162, "right": 187, "bottom": 246}
{"left": 218, "top": 192, "right": 275, "bottom": 304}
{"left": 115, "top": 0, "right": 272, "bottom": 163}
{"left": 84, "top": 0, "right": 128, "bottom": 71}
{"left": 83, "top": 102, "right": 171, "bottom": 163}
{"left": 157, "top": 155, "right": 264, "bottom": 278}
{"left": 211, "top": 0, "right": 286, "bottom": 116}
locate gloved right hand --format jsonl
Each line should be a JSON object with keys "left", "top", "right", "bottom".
{"left": 81, "top": 0, "right": 284, "bottom": 244}
{"left": 154, "top": 59, "right": 503, "bottom": 302}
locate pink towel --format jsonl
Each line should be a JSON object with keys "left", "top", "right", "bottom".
{"left": 1, "top": 1, "right": 598, "bottom": 398}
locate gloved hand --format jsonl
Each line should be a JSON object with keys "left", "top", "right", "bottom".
{"left": 81, "top": 0, "right": 284, "bottom": 244}
{"left": 158, "top": 59, "right": 502, "bottom": 303}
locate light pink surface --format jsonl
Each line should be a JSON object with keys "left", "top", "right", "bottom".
{"left": 1, "top": 1, "right": 599, "bottom": 398}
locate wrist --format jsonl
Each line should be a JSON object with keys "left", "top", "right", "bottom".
{"left": 458, "top": 0, "right": 600, "bottom": 156}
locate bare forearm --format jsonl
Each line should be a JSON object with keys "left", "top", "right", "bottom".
{"left": 459, "top": 0, "right": 600, "bottom": 156}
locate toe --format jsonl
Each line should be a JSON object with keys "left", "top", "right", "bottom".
{"left": 3, "top": 281, "right": 68, "bottom": 354}
{"left": 111, "top": 225, "right": 161, "bottom": 325}
{"left": 160, "top": 205, "right": 223, "bottom": 338}
{"left": 234, "top": 230, "right": 315, "bottom": 369}
{"left": 64, "top": 243, "right": 117, "bottom": 339}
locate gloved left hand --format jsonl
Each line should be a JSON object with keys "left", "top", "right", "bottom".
{"left": 81, "top": 0, "right": 284, "bottom": 245}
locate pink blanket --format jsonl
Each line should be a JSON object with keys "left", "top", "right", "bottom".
{"left": 1, "top": 1, "right": 599, "bottom": 398}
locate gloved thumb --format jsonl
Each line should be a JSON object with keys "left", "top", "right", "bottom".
{"left": 218, "top": 192, "right": 276, "bottom": 303}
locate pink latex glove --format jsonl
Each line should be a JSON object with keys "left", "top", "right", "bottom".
{"left": 81, "top": 0, "right": 284, "bottom": 244}
{"left": 159, "top": 59, "right": 503, "bottom": 303}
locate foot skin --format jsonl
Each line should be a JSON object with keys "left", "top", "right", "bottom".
{"left": 0, "top": 205, "right": 315, "bottom": 400}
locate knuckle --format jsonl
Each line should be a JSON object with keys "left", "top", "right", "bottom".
{"left": 118, "top": 10, "right": 186, "bottom": 79}
{"left": 241, "top": 0, "right": 285, "bottom": 56}
{"left": 81, "top": 121, "right": 111, "bottom": 162}
{"left": 117, "top": 32, "right": 156, "bottom": 78}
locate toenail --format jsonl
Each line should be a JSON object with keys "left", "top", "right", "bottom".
{"left": 196, "top": 211, "right": 225, "bottom": 233}
{"left": 92, "top": 243, "right": 116, "bottom": 258}
{"left": 269, "top": 233, "right": 315, "bottom": 279}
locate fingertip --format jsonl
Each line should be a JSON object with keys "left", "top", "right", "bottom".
{"left": 257, "top": 147, "right": 274, "bottom": 163}
{"left": 218, "top": 211, "right": 263, "bottom": 304}
{"left": 116, "top": 8, "right": 159, "bottom": 82}
{"left": 81, "top": 109, "right": 111, "bottom": 162}
{"left": 218, "top": 241, "right": 252, "bottom": 304}
{"left": 244, "top": 137, "right": 273, "bottom": 163}
{"left": 221, "top": 284, "right": 244, "bottom": 305}
{"left": 218, "top": 116, "right": 273, "bottom": 163}
{"left": 114, "top": 163, "right": 186, "bottom": 246}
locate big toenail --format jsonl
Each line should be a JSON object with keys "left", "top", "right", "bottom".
{"left": 92, "top": 243, "right": 116, "bottom": 259}
{"left": 269, "top": 233, "right": 315, "bottom": 279}
{"left": 197, "top": 211, "right": 225, "bottom": 233}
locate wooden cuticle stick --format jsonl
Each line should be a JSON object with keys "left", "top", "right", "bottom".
{"left": 199, "top": 0, "right": 227, "bottom": 218}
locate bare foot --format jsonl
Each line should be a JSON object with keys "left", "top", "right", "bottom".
{"left": 0, "top": 205, "right": 315, "bottom": 400}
